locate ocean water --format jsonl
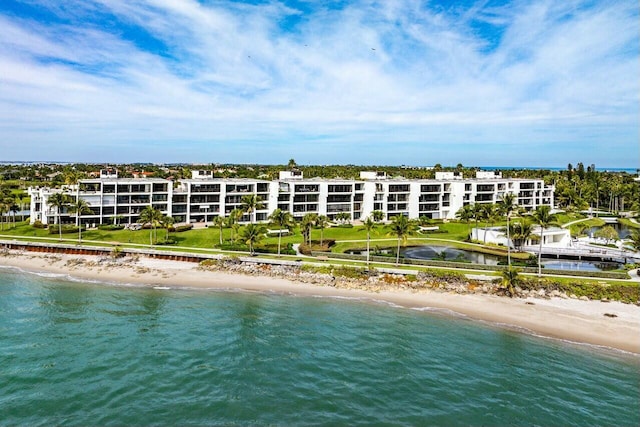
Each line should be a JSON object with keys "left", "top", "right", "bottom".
{"left": 1, "top": 268, "right": 639, "bottom": 426}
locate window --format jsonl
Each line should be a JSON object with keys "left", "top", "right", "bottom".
{"left": 421, "top": 184, "right": 441, "bottom": 192}
{"left": 328, "top": 184, "right": 352, "bottom": 193}
{"left": 388, "top": 184, "right": 409, "bottom": 192}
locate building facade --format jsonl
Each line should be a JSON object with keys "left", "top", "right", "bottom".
{"left": 28, "top": 169, "right": 554, "bottom": 226}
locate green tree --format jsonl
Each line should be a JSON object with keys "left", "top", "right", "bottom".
{"left": 0, "top": 199, "right": 7, "bottom": 232}
{"left": 509, "top": 220, "right": 533, "bottom": 251}
{"left": 501, "top": 266, "right": 520, "bottom": 297}
{"left": 499, "top": 193, "right": 518, "bottom": 267}
{"left": 47, "top": 192, "right": 72, "bottom": 240}
{"left": 240, "top": 223, "right": 266, "bottom": 255}
{"left": 68, "top": 198, "right": 92, "bottom": 242}
{"left": 628, "top": 231, "right": 640, "bottom": 252}
{"left": 360, "top": 216, "right": 377, "bottom": 269}
{"left": 315, "top": 215, "right": 329, "bottom": 246}
{"left": 456, "top": 204, "right": 474, "bottom": 239}
{"left": 371, "top": 210, "right": 384, "bottom": 222}
{"left": 213, "top": 215, "right": 226, "bottom": 245}
{"left": 160, "top": 215, "right": 175, "bottom": 243}
{"left": 594, "top": 225, "right": 619, "bottom": 245}
{"left": 387, "top": 215, "right": 418, "bottom": 265}
{"left": 268, "top": 208, "right": 294, "bottom": 257}
{"left": 240, "top": 194, "right": 264, "bottom": 224}
{"left": 226, "top": 209, "right": 244, "bottom": 242}
{"left": 138, "top": 206, "right": 163, "bottom": 245}
{"left": 300, "top": 213, "right": 317, "bottom": 245}
{"left": 335, "top": 211, "right": 351, "bottom": 224}
{"left": 532, "top": 205, "right": 557, "bottom": 277}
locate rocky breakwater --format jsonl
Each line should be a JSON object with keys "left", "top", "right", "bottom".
{"left": 196, "top": 257, "right": 640, "bottom": 304}
{"left": 197, "top": 257, "right": 504, "bottom": 296}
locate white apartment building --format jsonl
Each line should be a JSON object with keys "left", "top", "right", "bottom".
{"left": 28, "top": 169, "right": 554, "bottom": 226}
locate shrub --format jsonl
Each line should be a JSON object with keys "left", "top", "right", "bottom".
{"left": 32, "top": 220, "right": 46, "bottom": 229}
{"left": 99, "top": 224, "right": 125, "bottom": 231}
{"left": 169, "top": 224, "right": 193, "bottom": 232}
{"left": 110, "top": 246, "right": 124, "bottom": 259}
{"left": 48, "top": 225, "right": 79, "bottom": 234}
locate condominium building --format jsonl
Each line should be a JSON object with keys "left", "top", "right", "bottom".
{"left": 28, "top": 169, "right": 554, "bottom": 226}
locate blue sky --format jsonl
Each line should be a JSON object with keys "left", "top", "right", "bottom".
{"left": 0, "top": 0, "right": 638, "bottom": 167}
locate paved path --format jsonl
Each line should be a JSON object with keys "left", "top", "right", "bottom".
{"left": 561, "top": 218, "right": 593, "bottom": 229}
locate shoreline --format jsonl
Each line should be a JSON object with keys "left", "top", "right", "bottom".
{"left": 1, "top": 250, "right": 639, "bottom": 355}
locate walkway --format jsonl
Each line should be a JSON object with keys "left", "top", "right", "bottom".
{"left": 561, "top": 217, "right": 593, "bottom": 229}
{"left": 521, "top": 243, "right": 640, "bottom": 263}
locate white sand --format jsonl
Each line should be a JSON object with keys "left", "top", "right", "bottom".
{"left": 2, "top": 251, "right": 639, "bottom": 354}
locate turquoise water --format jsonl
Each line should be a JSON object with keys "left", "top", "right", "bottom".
{"left": 1, "top": 268, "right": 639, "bottom": 426}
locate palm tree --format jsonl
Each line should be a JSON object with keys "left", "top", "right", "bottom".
{"left": 499, "top": 193, "right": 517, "bottom": 267}
{"left": 360, "top": 216, "right": 377, "bottom": 269}
{"left": 300, "top": 213, "right": 317, "bottom": 245}
{"left": 68, "top": 198, "right": 92, "bottom": 242}
{"left": 371, "top": 210, "right": 384, "bottom": 223}
{"left": 628, "top": 231, "right": 640, "bottom": 252}
{"left": 510, "top": 220, "right": 533, "bottom": 251}
{"left": 63, "top": 170, "right": 82, "bottom": 186}
{"left": 213, "top": 215, "right": 226, "bottom": 245}
{"left": 226, "top": 209, "right": 243, "bottom": 242}
{"left": 138, "top": 205, "right": 162, "bottom": 245}
{"left": 5, "top": 195, "right": 18, "bottom": 228}
{"left": 336, "top": 212, "right": 351, "bottom": 224}
{"left": 501, "top": 266, "right": 520, "bottom": 297}
{"left": 456, "top": 204, "right": 474, "bottom": 239}
{"left": 471, "top": 203, "right": 482, "bottom": 238}
{"left": 532, "top": 205, "right": 556, "bottom": 277}
{"left": 160, "top": 215, "right": 175, "bottom": 242}
{"left": 479, "top": 204, "right": 494, "bottom": 243}
{"left": 269, "top": 208, "right": 293, "bottom": 257}
{"left": 387, "top": 215, "right": 418, "bottom": 265}
{"left": 0, "top": 200, "right": 7, "bottom": 232}
{"left": 315, "top": 215, "right": 329, "bottom": 247}
{"left": 240, "top": 194, "right": 264, "bottom": 224}
{"left": 47, "top": 192, "right": 72, "bottom": 240}
{"left": 240, "top": 223, "right": 266, "bottom": 255}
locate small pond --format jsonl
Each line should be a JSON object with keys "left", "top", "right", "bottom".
{"left": 350, "top": 245, "right": 623, "bottom": 272}
{"left": 540, "top": 259, "right": 623, "bottom": 272}
{"left": 586, "top": 222, "right": 634, "bottom": 239}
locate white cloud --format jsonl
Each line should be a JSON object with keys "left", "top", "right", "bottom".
{"left": 0, "top": 0, "right": 637, "bottom": 165}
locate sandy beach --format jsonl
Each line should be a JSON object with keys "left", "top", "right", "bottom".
{"left": 1, "top": 250, "right": 639, "bottom": 355}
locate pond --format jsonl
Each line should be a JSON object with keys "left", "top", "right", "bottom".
{"left": 350, "top": 245, "right": 623, "bottom": 272}
{"left": 586, "top": 222, "right": 634, "bottom": 239}
{"left": 400, "top": 245, "right": 503, "bottom": 265}
{"left": 539, "top": 259, "right": 623, "bottom": 272}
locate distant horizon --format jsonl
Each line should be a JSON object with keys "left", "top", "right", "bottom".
{"left": 1, "top": 0, "right": 638, "bottom": 167}
{"left": 1, "top": 160, "right": 637, "bottom": 172}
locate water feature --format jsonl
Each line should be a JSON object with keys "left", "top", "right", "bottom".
{"left": 356, "top": 244, "right": 623, "bottom": 272}
{"left": 540, "top": 259, "right": 623, "bottom": 272}
{"left": 400, "top": 245, "right": 503, "bottom": 265}
{"left": 587, "top": 221, "right": 634, "bottom": 239}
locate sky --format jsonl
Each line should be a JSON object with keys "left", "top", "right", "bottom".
{"left": 0, "top": 0, "right": 638, "bottom": 167}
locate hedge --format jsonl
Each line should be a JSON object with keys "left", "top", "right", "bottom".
{"left": 48, "top": 225, "right": 79, "bottom": 234}
{"left": 98, "top": 224, "right": 125, "bottom": 231}
{"left": 169, "top": 224, "right": 193, "bottom": 232}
